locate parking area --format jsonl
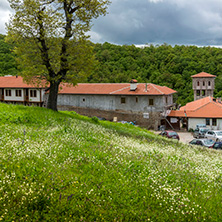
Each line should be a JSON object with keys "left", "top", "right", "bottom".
{"left": 154, "top": 131, "right": 194, "bottom": 144}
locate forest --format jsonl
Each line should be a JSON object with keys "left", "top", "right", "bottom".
{"left": 1, "top": 34, "right": 222, "bottom": 105}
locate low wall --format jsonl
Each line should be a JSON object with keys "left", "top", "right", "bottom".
{"left": 58, "top": 105, "right": 161, "bottom": 130}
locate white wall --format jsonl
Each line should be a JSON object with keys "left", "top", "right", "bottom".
{"left": 4, "top": 89, "right": 24, "bottom": 101}
{"left": 28, "top": 89, "right": 42, "bottom": 102}
{"left": 188, "top": 118, "right": 222, "bottom": 130}
{"left": 188, "top": 118, "right": 205, "bottom": 130}
{"left": 57, "top": 94, "right": 174, "bottom": 113}
{"left": 4, "top": 88, "right": 44, "bottom": 103}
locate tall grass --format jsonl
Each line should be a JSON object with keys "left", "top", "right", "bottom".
{"left": 0, "top": 103, "right": 222, "bottom": 221}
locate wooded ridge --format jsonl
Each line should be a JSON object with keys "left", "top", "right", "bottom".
{"left": 2, "top": 34, "right": 222, "bottom": 105}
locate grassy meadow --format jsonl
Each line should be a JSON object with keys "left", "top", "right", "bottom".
{"left": 1, "top": 103, "right": 222, "bottom": 221}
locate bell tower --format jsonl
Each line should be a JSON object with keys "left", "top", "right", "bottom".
{"left": 191, "top": 72, "right": 216, "bottom": 101}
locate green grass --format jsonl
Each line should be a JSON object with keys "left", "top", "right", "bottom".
{"left": 1, "top": 103, "right": 222, "bottom": 221}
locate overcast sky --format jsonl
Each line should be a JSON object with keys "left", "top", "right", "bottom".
{"left": 1, "top": 0, "right": 222, "bottom": 46}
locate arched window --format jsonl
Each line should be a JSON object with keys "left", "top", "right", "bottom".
{"left": 197, "top": 81, "right": 200, "bottom": 86}
{"left": 208, "top": 81, "right": 211, "bottom": 86}
{"left": 203, "top": 81, "right": 205, "bottom": 86}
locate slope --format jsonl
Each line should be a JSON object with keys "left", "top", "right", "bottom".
{"left": 0, "top": 103, "right": 222, "bottom": 221}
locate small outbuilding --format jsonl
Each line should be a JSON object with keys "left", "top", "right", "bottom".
{"left": 168, "top": 96, "right": 222, "bottom": 130}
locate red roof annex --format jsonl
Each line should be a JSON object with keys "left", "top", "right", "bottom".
{"left": 168, "top": 97, "right": 222, "bottom": 118}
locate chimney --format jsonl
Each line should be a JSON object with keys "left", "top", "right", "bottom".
{"left": 130, "top": 79, "right": 138, "bottom": 91}
{"left": 217, "top": 97, "right": 222, "bottom": 103}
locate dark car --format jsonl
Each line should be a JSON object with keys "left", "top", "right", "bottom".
{"left": 193, "top": 127, "right": 209, "bottom": 138}
{"left": 159, "top": 130, "right": 180, "bottom": 140}
{"left": 189, "top": 139, "right": 215, "bottom": 147}
{"left": 210, "top": 142, "right": 222, "bottom": 150}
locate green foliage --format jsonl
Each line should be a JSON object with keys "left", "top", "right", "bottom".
{"left": 2, "top": 34, "right": 222, "bottom": 105}
{"left": 91, "top": 116, "right": 99, "bottom": 123}
{"left": 90, "top": 43, "right": 222, "bottom": 105}
{"left": 1, "top": 103, "right": 222, "bottom": 221}
{"left": 6, "top": 0, "right": 110, "bottom": 110}
{"left": 0, "top": 34, "right": 18, "bottom": 75}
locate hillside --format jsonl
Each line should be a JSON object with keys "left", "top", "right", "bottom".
{"left": 1, "top": 103, "right": 222, "bottom": 221}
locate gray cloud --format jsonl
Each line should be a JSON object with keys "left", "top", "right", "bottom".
{"left": 89, "top": 0, "right": 222, "bottom": 46}
{"left": 1, "top": 0, "right": 222, "bottom": 46}
{"left": 0, "top": 0, "right": 12, "bottom": 34}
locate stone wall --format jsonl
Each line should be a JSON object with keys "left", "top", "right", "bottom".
{"left": 58, "top": 105, "right": 161, "bottom": 130}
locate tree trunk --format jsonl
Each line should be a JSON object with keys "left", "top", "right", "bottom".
{"left": 47, "top": 81, "right": 60, "bottom": 111}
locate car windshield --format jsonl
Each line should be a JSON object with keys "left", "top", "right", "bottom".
{"left": 214, "top": 143, "right": 222, "bottom": 148}
{"left": 168, "top": 132, "right": 177, "bottom": 136}
{"left": 215, "top": 131, "right": 222, "bottom": 136}
{"left": 203, "top": 139, "right": 215, "bottom": 145}
{"left": 200, "top": 128, "right": 209, "bottom": 133}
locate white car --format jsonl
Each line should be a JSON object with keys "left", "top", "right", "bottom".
{"left": 205, "top": 130, "right": 222, "bottom": 142}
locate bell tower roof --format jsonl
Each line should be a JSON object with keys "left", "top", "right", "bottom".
{"left": 191, "top": 72, "right": 216, "bottom": 78}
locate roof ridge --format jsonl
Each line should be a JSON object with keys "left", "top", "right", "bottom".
{"left": 194, "top": 101, "right": 211, "bottom": 112}
{"left": 110, "top": 86, "right": 130, "bottom": 94}
{"left": 77, "top": 83, "right": 128, "bottom": 85}
{"left": 149, "top": 83, "right": 164, "bottom": 94}
{"left": 212, "top": 100, "right": 222, "bottom": 109}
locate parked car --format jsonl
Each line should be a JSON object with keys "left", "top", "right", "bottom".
{"left": 205, "top": 130, "right": 222, "bottom": 142}
{"left": 196, "top": 124, "right": 207, "bottom": 129}
{"left": 189, "top": 139, "right": 215, "bottom": 147}
{"left": 193, "top": 127, "right": 209, "bottom": 138}
{"left": 210, "top": 142, "right": 222, "bottom": 149}
{"left": 159, "top": 130, "right": 180, "bottom": 140}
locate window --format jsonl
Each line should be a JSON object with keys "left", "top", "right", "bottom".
{"left": 196, "top": 90, "right": 200, "bottom": 96}
{"left": 136, "top": 97, "right": 138, "bottom": 103}
{"left": 197, "top": 81, "right": 200, "bottom": 86}
{"left": 203, "top": 81, "right": 205, "bottom": 86}
{"left": 165, "top": 97, "right": 168, "bottom": 104}
{"left": 202, "top": 90, "right": 205, "bottom": 96}
{"left": 121, "top": 97, "right": 126, "bottom": 104}
{"left": 30, "top": 90, "right": 37, "bottom": 98}
{"left": 82, "top": 98, "right": 85, "bottom": 102}
{"left": 6, "top": 89, "right": 11, "bottom": 97}
{"left": 149, "top": 99, "right": 154, "bottom": 106}
{"left": 208, "top": 81, "right": 211, "bottom": 86}
{"left": 206, "top": 118, "right": 210, "bottom": 125}
{"left": 208, "top": 131, "right": 213, "bottom": 135}
{"left": 212, "top": 118, "right": 217, "bottom": 126}
{"left": 16, "top": 89, "right": 22, "bottom": 97}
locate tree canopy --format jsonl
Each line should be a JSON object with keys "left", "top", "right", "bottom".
{"left": 6, "top": 0, "right": 110, "bottom": 111}
{"left": 2, "top": 32, "right": 222, "bottom": 106}
{"left": 89, "top": 42, "right": 222, "bottom": 105}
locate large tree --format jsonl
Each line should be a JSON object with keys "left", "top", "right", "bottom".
{"left": 6, "top": 0, "right": 110, "bottom": 111}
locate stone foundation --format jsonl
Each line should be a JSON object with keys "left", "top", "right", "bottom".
{"left": 58, "top": 105, "right": 161, "bottom": 130}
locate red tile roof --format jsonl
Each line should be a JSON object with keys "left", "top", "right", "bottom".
{"left": 168, "top": 96, "right": 222, "bottom": 118}
{"left": 59, "top": 83, "right": 177, "bottom": 95}
{"left": 191, "top": 72, "right": 216, "bottom": 78}
{"left": 0, "top": 76, "right": 176, "bottom": 96}
{"left": 0, "top": 76, "right": 46, "bottom": 88}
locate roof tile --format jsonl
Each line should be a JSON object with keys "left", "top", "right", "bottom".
{"left": 0, "top": 76, "right": 176, "bottom": 96}
{"left": 59, "top": 83, "right": 177, "bottom": 95}
{"left": 191, "top": 72, "right": 216, "bottom": 78}
{"left": 168, "top": 96, "right": 222, "bottom": 118}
